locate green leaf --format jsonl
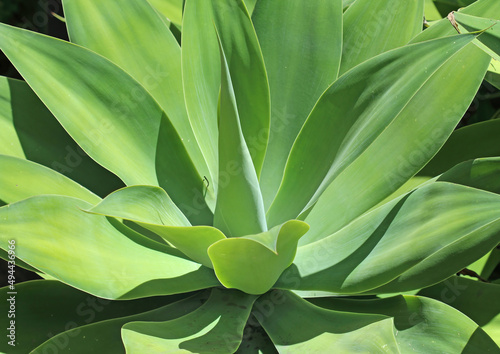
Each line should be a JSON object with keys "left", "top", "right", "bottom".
{"left": 208, "top": 220, "right": 309, "bottom": 295}
{"left": 411, "top": 0, "right": 500, "bottom": 44}
{"left": 419, "top": 120, "right": 500, "bottom": 177}
{"left": 212, "top": 0, "right": 270, "bottom": 176}
{"left": 88, "top": 186, "right": 225, "bottom": 268}
{"left": 0, "top": 76, "right": 123, "bottom": 197}
{"left": 268, "top": 34, "right": 490, "bottom": 233}
{"left": 418, "top": 276, "right": 500, "bottom": 347}
{"left": 32, "top": 291, "right": 207, "bottom": 354}
{"left": 0, "top": 280, "right": 186, "bottom": 353}
{"left": 122, "top": 288, "right": 257, "bottom": 354}
{"left": 213, "top": 38, "right": 267, "bottom": 237}
{"left": 425, "top": 0, "right": 443, "bottom": 21}
{"left": 310, "top": 294, "right": 500, "bottom": 352}
{"left": 276, "top": 182, "right": 500, "bottom": 294}
{"left": 182, "top": 0, "right": 220, "bottom": 187}
{"left": 0, "top": 155, "right": 100, "bottom": 205}
{"left": 63, "top": 0, "right": 211, "bottom": 187}
{"left": 252, "top": 0, "right": 342, "bottom": 208}
{"left": 454, "top": 13, "right": 500, "bottom": 59}
{"left": 256, "top": 290, "right": 399, "bottom": 353}
{"left": 147, "top": 0, "right": 183, "bottom": 26}
{"left": 0, "top": 196, "right": 219, "bottom": 299}
{"left": 340, "top": 0, "right": 424, "bottom": 75}
{"left": 0, "top": 24, "right": 213, "bottom": 225}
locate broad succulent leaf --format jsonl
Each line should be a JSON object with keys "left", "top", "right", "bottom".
{"left": 0, "top": 23, "right": 213, "bottom": 225}
{"left": 121, "top": 289, "right": 257, "bottom": 353}
{"left": 0, "top": 280, "right": 187, "bottom": 354}
{"left": 88, "top": 186, "right": 225, "bottom": 268}
{"left": 340, "top": 0, "right": 424, "bottom": 75}
{"left": 252, "top": 0, "right": 343, "bottom": 208}
{"left": 213, "top": 37, "right": 267, "bottom": 237}
{"left": 208, "top": 220, "right": 309, "bottom": 295}
{"left": 0, "top": 0, "right": 499, "bottom": 351}
{"left": 269, "top": 34, "right": 490, "bottom": 235}
{"left": 0, "top": 196, "right": 219, "bottom": 299}
{"left": 0, "top": 76, "right": 123, "bottom": 196}
{"left": 310, "top": 294, "right": 500, "bottom": 352}
{"left": 277, "top": 182, "right": 500, "bottom": 294}
{"left": 63, "top": 0, "right": 211, "bottom": 188}
{"left": 0, "top": 155, "right": 100, "bottom": 205}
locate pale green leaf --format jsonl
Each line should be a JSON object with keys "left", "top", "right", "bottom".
{"left": 31, "top": 292, "right": 206, "bottom": 354}
{"left": 63, "top": 0, "right": 211, "bottom": 189}
{"left": 122, "top": 288, "right": 257, "bottom": 354}
{"left": 340, "top": 0, "right": 424, "bottom": 75}
{"left": 208, "top": 220, "right": 309, "bottom": 295}
{"left": 0, "top": 155, "right": 99, "bottom": 205}
{"left": 0, "top": 76, "right": 123, "bottom": 197}
{"left": 213, "top": 39, "right": 267, "bottom": 237}
{"left": 0, "top": 280, "right": 185, "bottom": 354}
{"left": 311, "top": 294, "right": 500, "bottom": 352}
{"left": 276, "top": 182, "right": 500, "bottom": 294}
{"left": 88, "top": 186, "right": 226, "bottom": 268}
{"left": 268, "top": 34, "right": 489, "bottom": 234}
{"left": 0, "top": 23, "right": 212, "bottom": 225}
{"left": 0, "top": 196, "right": 219, "bottom": 299}
{"left": 253, "top": 0, "right": 343, "bottom": 209}
{"left": 212, "top": 0, "right": 270, "bottom": 176}
{"left": 256, "top": 290, "right": 399, "bottom": 353}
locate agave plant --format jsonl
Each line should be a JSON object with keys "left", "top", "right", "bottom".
{"left": 1, "top": 0, "right": 500, "bottom": 352}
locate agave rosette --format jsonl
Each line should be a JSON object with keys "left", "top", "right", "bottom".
{"left": 0, "top": 0, "right": 500, "bottom": 352}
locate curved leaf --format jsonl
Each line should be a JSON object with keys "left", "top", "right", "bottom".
{"left": 182, "top": 0, "right": 220, "bottom": 186}
{"left": 147, "top": 0, "right": 183, "bottom": 26}
{"left": 419, "top": 120, "right": 500, "bottom": 177}
{"left": 32, "top": 291, "right": 207, "bottom": 354}
{"left": 63, "top": 0, "right": 211, "bottom": 187}
{"left": 0, "top": 196, "right": 219, "bottom": 299}
{"left": 0, "top": 76, "right": 123, "bottom": 197}
{"left": 274, "top": 35, "right": 489, "bottom": 241}
{"left": 122, "top": 288, "right": 257, "bottom": 354}
{"left": 208, "top": 220, "right": 309, "bottom": 295}
{"left": 212, "top": 0, "right": 270, "bottom": 176}
{"left": 256, "top": 290, "right": 399, "bottom": 353}
{"left": 310, "top": 294, "right": 500, "bottom": 352}
{"left": 411, "top": 0, "right": 500, "bottom": 43}
{"left": 340, "top": 0, "right": 424, "bottom": 75}
{"left": 0, "top": 155, "right": 99, "bottom": 205}
{"left": 88, "top": 186, "right": 225, "bottom": 268}
{"left": 213, "top": 40, "right": 267, "bottom": 237}
{"left": 418, "top": 276, "right": 500, "bottom": 345}
{"left": 252, "top": 0, "right": 342, "bottom": 208}
{"left": 276, "top": 182, "right": 500, "bottom": 294}
{"left": 0, "top": 23, "right": 213, "bottom": 225}
{"left": 0, "top": 280, "right": 184, "bottom": 353}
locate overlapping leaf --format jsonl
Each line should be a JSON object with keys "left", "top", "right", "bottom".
{"left": 0, "top": 196, "right": 219, "bottom": 299}
{"left": 0, "top": 280, "right": 185, "bottom": 354}
{"left": 0, "top": 76, "right": 123, "bottom": 197}
{"left": 122, "top": 289, "right": 256, "bottom": 354}
{"left": 276, "top": 181, "right": 500, "bottom": 294}
{"left": 208, "top": 220, "right": 309, "bottom": 295}
{"left": 252, "top": 0, "right": 342, "bottom": 207}
{"left": 310, "top": 294, "right": 499, "bottom": 352}
{"left": 87, "top": 186, "right": 225, "bottom": 268}
{"left": 213, "top": 38, "right": 267, "bottom": 237}
{"left": 340, "top": 0, "right": 424, "bottom": 75}
{"left": 256, "top": 290, "right": 399, "bottom": 352}
{"left": 268, "top": 34, "right": 490, "bottom": 235}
